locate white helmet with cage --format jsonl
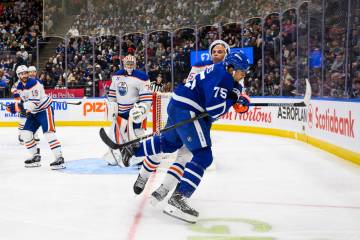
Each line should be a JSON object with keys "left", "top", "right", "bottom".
{"left": 123, "top": 55, "right": 137, "bottom": 75}
{"left": 16, "top": 65, "right": 28, "bottom": 78}
{"left": 208, "top": 40, "right": 231, "bottom": 57}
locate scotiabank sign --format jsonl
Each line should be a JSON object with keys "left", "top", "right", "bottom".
{"left": 306, "top": 100, "right": 359, "bottom": 153}
{"left": 308, "top": 104, "right": 355, "bottom": 138}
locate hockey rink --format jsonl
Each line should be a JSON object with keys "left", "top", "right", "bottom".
{"left": 0, "top": 127, "right": 359, "bottom": 240}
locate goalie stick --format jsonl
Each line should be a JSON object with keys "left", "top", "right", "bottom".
{"left": 99, "top": 79, "right": 312, "bottom": 150}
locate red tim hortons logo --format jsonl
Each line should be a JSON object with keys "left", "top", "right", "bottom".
{"left": 308, "top": 104, "right": 313, "bottom": 129}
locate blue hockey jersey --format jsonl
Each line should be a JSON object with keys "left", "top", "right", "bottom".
{"left": 171, "top": 62, "right": 238, "bottom": 120}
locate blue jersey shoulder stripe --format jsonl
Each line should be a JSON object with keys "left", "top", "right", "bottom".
{"left": 24, "top": 78, "right": 39, "bottom": 89}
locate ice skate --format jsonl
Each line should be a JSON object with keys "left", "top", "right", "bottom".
{"left": 50, "top": 156, "right": 65, "bottom": 170}
{"left": 150, "top": 184, "right": 170, "bottom": 206}
{"left": 24, "top": 154, "right": 41, "bottom": 168}
{"left": 133, "top": 174, "right": 149, "bottom": 194}
{"left": 163, "top": 191, "right": 199, "bottom": 224}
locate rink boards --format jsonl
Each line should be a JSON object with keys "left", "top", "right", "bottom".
{"left": 0, "top": 97, "right": 359, "bottom": 165}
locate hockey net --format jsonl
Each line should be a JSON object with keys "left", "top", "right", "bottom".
{"left": 152, "top": 92, "right": 172, "bottom": 134}
{"left": 151, "top": 92, "right": 176, "bottom": 168}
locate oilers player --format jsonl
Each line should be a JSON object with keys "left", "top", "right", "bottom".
{"left": 120, "top": 51, "right": 251, "bottom": 223}
{"left": 104, "top": 55, "right": 156, "bottom": 166}
{"left": 136, "top": 40, "right": 234, "bottom": 205}
{"left": 6, "top": 65, "right": 65, "bottom": 170}
{"left": 11, "top": 66, "right": 40, "bottom": 147}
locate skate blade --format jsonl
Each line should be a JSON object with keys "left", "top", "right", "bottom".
{"left": 51, "top": 164, "right": 66, "bottom": 170}
{"left": 163, "top": 206, "right": 197, "bottom": 224}
{"left": 25, "top": 163, "right": 41, "bottom": 168}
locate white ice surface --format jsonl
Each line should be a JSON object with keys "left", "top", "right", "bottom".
{"left": 0, "top": 127, "right": 359, "bottom": 240}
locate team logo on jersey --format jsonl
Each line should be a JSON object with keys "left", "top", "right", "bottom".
{"left": 118, "top": 82, "right": 128, "bottom": 96}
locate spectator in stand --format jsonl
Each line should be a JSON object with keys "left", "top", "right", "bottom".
{"left": 150, "top": 74, "right": 165, "bottom": 92}
{"left": 94, "top": 64, "right": 105, "bottom": 81}
{"left": 351, "top": 80, "right": 360, "bottom": 98}
{"left": 0, "top": 68, "right": 9, "bottom": 96}
{"left": 18, "top": 45, "right": 29, "bottom": 63}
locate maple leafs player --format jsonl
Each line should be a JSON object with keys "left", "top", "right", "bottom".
{"left": 135, "top": 40, "right": 234, "bottom": 205}
{"left": 6, "top": 65, "right": 65, "bottom": 170}
{"left": 121, "top": 51, "right": 251, "bottom": 223}
{"left": 104, "top": 55, "right": 155, "bottom": 166}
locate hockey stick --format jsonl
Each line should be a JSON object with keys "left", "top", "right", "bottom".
{"left": 53, "top": 96, "right": 87, "bottom": 105}
{"left": 99, "top": 79, "right": 312, "bottom": 150}
{"left": 248, "top": 79, "right": 312, "bottom": 107}
{"left": 99, "top": 112, "right": 209, "bottom": 150}
{"left": 1, "top": 100, "right": 83, "bottom": 107}
{"left": 53, "top": 100, "right": 82, "bottom": 105}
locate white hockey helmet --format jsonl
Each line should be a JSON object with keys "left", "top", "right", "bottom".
{"left": 209, "top": 40, "right": 231, "bottom": 57}
{"left": 16, "top": 65, "right": 28, "bottom": 78}
{"left": 123, "top": 55, "right": 136, "bottom": 74}
{"left": 28, "top": 66, "right": 37, "bottom": 72}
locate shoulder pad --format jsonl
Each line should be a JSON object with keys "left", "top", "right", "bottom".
{"left": 113, "top": 69, "right": 126, "bottom": 76}
{"left": 132, "top": 70, "right": 149, "bottom": 81}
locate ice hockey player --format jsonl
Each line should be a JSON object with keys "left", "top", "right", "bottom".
{"left": 104, "top": 54, "right": 156, "bottom": 166}
{"left": 120, "top": 51, "right": 251, "bottom": 223}
{"left": 27, "top": 66, "right": 37, "bottom": 79}
{"left": 134, "top": 40, "right": 233, "bottom": 206}
{"left": 187, "top": 39, "right": 231, "bottom": 81}
{"left": 6, "top": 65, "right": 65, "bottom": 170}
{"left": 11, "top": 66, "right": 40, "bottom": 147}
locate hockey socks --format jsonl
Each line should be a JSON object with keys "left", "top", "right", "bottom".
{"left": 141, "top": 156, "right": 160, "bottom": 174}
{"left": 23, "top": 130, "right": 38, "bottom": 156}
{"left": 178, "top": 161, "right": 204, "bottom": 198}
{"left": 134, "top": 135, "right": 161, "bottom": 157}
{"left": 44, "top": 132, "right": 62, "bottom": 159}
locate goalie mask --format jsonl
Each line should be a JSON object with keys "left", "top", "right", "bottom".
{"left": 123, "top": 55, "right": 136, "bottom": 75}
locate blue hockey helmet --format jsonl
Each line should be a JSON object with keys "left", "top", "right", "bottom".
{"left": 223, "top": 51, "right": 250, "bottom": 71}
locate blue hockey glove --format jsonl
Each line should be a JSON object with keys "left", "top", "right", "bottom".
{"left": 6, "top": 102, "right": 28, "bottom": 116}
{"left": 228, "top": 87, "right": 242, "bottom": 104}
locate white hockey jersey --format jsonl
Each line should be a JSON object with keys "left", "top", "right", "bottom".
{"left": 16, "top": 78, "right": 52, "bottom": 113}
{"left": 108, "top": 69, "right": 152, "bottom": 117}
